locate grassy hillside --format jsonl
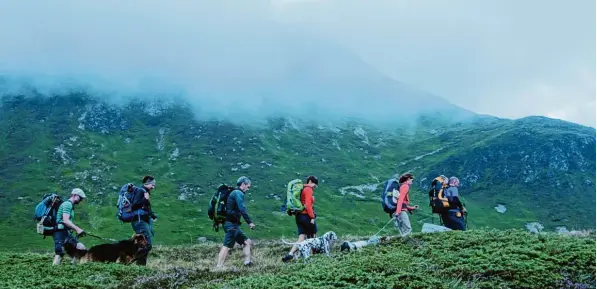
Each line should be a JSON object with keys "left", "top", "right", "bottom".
{"left": 0, "top": 94, "right": 595, "bottom": 252}
{"left": 1, "top": 230, "right": 595, "bottom": 289}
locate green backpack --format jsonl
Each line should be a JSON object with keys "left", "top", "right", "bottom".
{"left": 284, "top": 179, "right": 305, "bottom": 215}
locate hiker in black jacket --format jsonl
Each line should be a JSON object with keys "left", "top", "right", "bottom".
{"left": 130, "top": 175, "right": 157, "bottom": 265}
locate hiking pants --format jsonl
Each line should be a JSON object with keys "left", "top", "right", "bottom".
{"left": 441, "top": 210, "right": 466, "bottom": 231}
{"left": 394, "top": 211, "right": 412, "bottom": 237}
{"left": 132, "top": 220, "right": 152, "bottom": 265}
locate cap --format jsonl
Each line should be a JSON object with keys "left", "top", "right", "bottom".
{"left": 71, "top": 188, "right": 86, "bottom": 199}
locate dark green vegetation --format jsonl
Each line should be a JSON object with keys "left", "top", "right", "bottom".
{"left": 0, "top": 94, "right": 595, "bottom": 252}
{"left": 1, "top": 230, "right": 594, "bottom": 289}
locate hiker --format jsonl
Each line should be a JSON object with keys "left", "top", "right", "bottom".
{"left": 440, "top": 176, "right": 467, "bottom": 231}
{"left": 394, "top": 173, "right": 419, "bottom": 237}
{"left": 52, "top": 188, "right": 87, "bottom": 265}
{"left": 129, "top": 175, "right": 158, "bottom": 266}
{"left": 216, "top": 176, "right": 256, "bottom": 268}
{"left": 282, "top": 175, "right": 319, "bottom": 262}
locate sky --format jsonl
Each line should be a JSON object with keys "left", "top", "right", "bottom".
{"left": 0, "top": 0, "right": 594, "bottom": 127}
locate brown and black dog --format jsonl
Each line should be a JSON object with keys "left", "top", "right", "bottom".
{"left": 64, "top": 233, "right": 148, "bottom": 264}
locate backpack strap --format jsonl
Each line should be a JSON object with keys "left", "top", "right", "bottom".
{"left": 384, "top": 178, "right": 396, "bottom": 196}
{"left": 299, "top": 186, "right": 306, "bottom": 206}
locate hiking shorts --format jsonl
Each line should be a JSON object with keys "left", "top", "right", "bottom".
{"left": 52, "top": 230, "right": 74, "bottom": 256}
{"left": 441, "top": 210, "right": 466, "bottom": 231}
{"left": 223, "top": 222, "right": 248, "bottom": 249}
{"left": 296, "top": 213, "right": 318, "bottom": 238}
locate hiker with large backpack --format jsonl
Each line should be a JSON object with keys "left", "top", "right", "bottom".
{"left": 216, "top": 176, "right": 256, "bottom": 269}
{"left": 47, "top": 188, "right": 87, "bottom": 265}
{"left": 439, "top": 176, "right": 467, "bottom": 231}
{"left": 207, "top": 184, "right": 235, "bottom": 232}
{"left": 428, "top": 175, "right": 466, "bottom": 230}
{"left": 125, "top": 175, "right": 158, "bottom": 266}
{"left": 393, "top": 173, "right": 419, "bottom": 237}
{"left": 281, "top": 175, "right": 319, "bottom": 262}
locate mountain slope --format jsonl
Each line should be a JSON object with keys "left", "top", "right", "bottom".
{"left": 0, "top": 94, "right": 594, "bottom": 251}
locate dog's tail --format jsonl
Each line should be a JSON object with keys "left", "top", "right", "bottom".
{"left": 281, "top": 239, "right": 299, "bottom": 246}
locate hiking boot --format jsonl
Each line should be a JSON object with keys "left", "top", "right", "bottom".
{"left": 282, "top": 254, "right": 294, "bottom": 262}
{"left": 340, "top": 241, "right": 351, "bottom": 252}
{"left": 243, "top": 261, "right": 254, "bottom": 267}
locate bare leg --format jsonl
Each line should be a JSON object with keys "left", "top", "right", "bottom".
{"left": 216, "top": 246, "right": 230, "bottom": 267}
{"left": 243, "top": 239, "right": 252, "bottom": 264}
{"left": 289, "top": 234, "right": 306, "bottom": 255}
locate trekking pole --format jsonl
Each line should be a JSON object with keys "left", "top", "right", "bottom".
{"left": 371, "top": 218, "right": 395, "bottom": 238}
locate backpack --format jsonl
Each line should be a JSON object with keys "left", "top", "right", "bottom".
{"left": 283, "top": 179, "right": 305, "bottom": 216}
{"left": 33, "top": 193, "right": 64, "bottom": 237}
{"left": 428, "top": 175, "right": 451, "bottom": 214}
{"left": 116, "top": 183, "right": 148, "bottom": 223}
{"left": 207, "top": 184, "right": 235, "bottom": 232}
{"left": 380, "top": 178, "right": 400, "bottom": 217}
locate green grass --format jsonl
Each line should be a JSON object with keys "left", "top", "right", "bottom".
{"left": 1, "top": 230, "right": 594, "bottom": 289}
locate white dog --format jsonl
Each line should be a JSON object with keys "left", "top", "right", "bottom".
{"left": 282, "top": 231, "right": 338, "bottom": 259}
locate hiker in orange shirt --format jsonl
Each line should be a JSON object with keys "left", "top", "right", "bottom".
{"left": 394, "top": 173, "right": 419, "bottom": 236}
{"left": 282, "top": 175, "right": 319, "bottom": 262}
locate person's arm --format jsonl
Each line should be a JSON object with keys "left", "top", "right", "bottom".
{"left": 451, "top": 196, "right": 465, "bottom": 212}
{"left": 131, "top": 187, "right": 150, "bottom": 210}
{"left": 395, "top": 185, "right": 408, "bottom": 215}
{"left": 62, "top": 214, "right": 84, "bottom": 234}
{"left": 235, "top": 192, "right": 253, "bottom": 225}
{"left": 60, "top": 203, "right": 84, "bottom": 234}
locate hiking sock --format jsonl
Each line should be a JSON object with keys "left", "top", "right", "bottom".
{"left": 52, "top": 255, "right": 62, "bottom": 265}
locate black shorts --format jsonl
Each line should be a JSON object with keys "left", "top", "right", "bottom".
{"left": 296, "top": 213, "right": 317, "bottom": 237}
{"left": 223, "top": 222, "right": 248, "bottom": 248}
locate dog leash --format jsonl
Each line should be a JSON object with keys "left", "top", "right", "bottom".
{"left": 85, "top": 233, "right": 119, "bottom": 242}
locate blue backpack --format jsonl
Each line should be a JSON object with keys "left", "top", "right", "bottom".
{"left": 116, "top": 184, "right": 148, "bottom": 223}
{"left": 33, "top": 193, "right": 64, "bottom": 237}
{"left": 380, "top": 178, "right": 400, "bottom": 217}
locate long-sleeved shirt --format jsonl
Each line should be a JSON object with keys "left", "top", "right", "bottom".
{"left": 444, "top": 186, "right": 464, "bottom": 212}
{"left": 300, "top": 186, "right": 315, "bottom": 219}
{"left": 130, "top": 186, "right": 150, "bottom": 211}
{"left": 225, "top": 189, "right": 253, "bottom": 225}
{"left": 395, "top": 183, "right": 417, "bottom": 215}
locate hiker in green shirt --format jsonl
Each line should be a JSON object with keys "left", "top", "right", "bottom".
{"left": 52, "top": 188, "right": 87, "bottom": 265}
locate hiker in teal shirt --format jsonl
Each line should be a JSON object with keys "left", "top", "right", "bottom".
{"left": 53, "top": 188, "right": 87, "bottom": 265}
{"left": 216, "top": 176, "right": 256, "bottom": 269}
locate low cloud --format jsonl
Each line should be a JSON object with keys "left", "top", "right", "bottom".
{"left": 0, "top": 1, "right": 593, "bottom": 127}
